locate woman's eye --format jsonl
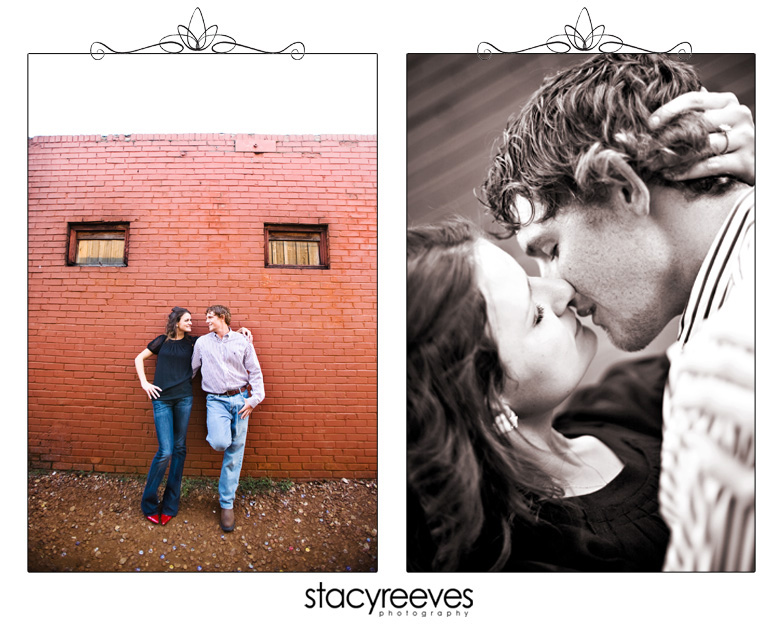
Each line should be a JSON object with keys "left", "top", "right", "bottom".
{"left": 534, "top": 304, "right": 545, "bottom": 326}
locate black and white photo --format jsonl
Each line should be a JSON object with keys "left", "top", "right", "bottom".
{"left": 407, "top": 53, "right": 755, "bottom": 572}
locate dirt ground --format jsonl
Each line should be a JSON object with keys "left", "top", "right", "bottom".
{"left": 27, "top": 470, "right": 377, "bottom": 573}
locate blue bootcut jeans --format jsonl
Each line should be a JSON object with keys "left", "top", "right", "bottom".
{"left": 205, "top": 390, "right": 250, "bottom": 509}
{"left": 141, "top": 395, "right": 193, "bottom": 517}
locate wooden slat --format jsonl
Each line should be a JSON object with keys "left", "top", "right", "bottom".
{"left": 308, "top": 241, "right": 320, "bottom": 265}
{"left": 269, "top": 231, "right": 321, "bottom": 241}
{"left": 296, "top": 241, "right": 309, "bottom": 265}
{"left": 76, "top": 238, "right": 124, "bottom": 265}
{"left": 268, "top": 236, "right": 322, "bottom": 266}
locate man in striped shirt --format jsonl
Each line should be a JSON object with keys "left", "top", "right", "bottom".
{"left": 481, "top": 54, "right": 754, "bottom": 570}
{"left": 660, "top": 190, "right": 754, "bottom": 570}
{"left": 192, "top": 305, "right": 265, "bottom": 532}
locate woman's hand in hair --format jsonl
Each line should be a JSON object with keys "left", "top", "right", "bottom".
{"left": 649, "top": 89, "right": 754, "bottom": 186}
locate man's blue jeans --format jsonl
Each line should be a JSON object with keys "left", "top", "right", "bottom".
{"left": 141, "top": 395, "right": 193, "bottom": 517}
{"left": 205, "top": 391, "right": 250, "bottom": 509}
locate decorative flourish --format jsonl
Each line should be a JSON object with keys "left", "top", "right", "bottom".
{"left": 478, "top": 8, "right": 691, "bottom": 58}
{"left": 91, "top": 8, "right": 304, "bottom": 59}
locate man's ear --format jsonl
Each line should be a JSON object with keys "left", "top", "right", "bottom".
{"left": 606, "top": 152, "right": 650, "bottom": 217}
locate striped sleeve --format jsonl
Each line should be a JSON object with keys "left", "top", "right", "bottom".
{"left": 677, "top": 188, "right": 755, "bottom": 345}
{"left": 243, "top": 340, "right": 265, "bottom": 408}
{"left": 659, "top": 188, "right": 755, "bottom": 571}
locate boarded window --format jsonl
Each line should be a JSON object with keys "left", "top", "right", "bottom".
{"left": 265, "top": 224, "right": 329, "bottom": 269}
{"left": 67, "top": 222, "right": 129, "bottom": 266}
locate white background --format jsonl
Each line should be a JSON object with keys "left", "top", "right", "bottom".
{"left": 28, "top": 53, "right": 376, "bottom": 136}
{"left": 6, "top": 1, "right": 781, "bottom": 625}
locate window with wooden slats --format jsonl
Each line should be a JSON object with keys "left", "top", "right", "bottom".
{"left": 67, "top": 222, "right": 129, "bottom": 267}
{"left": 265, "top": 224, "right": 329, "bottom": 269}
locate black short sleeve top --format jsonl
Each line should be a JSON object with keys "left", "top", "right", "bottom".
{"left": 146, "top": 334, "right": 198, "bottom": 400}
{"left": 504, "top": 354, "right": 672, "bottom": 571}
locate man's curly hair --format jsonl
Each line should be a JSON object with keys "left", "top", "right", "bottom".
{"left": 481, "top": 54, "right": 733, "bottom": 236}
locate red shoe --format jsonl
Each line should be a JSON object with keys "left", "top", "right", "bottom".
{"left": 160, "top": 514, "right": 173, "bottom": 526}
{"left": 146, "top": 513, "right": 160, "bottom": 525}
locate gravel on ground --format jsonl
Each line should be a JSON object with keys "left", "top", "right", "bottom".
{"left": 27, "top": 470, "right": 378, "bottom": 573}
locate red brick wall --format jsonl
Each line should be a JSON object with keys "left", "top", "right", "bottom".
{"left": 28, "top": 133, "right": 377, "bottom": 480}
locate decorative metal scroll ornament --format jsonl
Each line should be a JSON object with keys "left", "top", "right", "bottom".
{"left": 91, "top": 7, "right": 304, "bottom": 59}
{"left": 478, "top": 8, "right": 691, "bottom": 58}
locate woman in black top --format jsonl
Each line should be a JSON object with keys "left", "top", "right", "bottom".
{"left": 134, "top": 307, "right": 251, "bottom": 525}
{"left": 408, "top": 221, "right": 659, "bottom": 571}
{"left": 134, "top": 307, "right": 197, "bottom": 525}
{"left": 406, "top": 218, "right": 746, "bottom": 571}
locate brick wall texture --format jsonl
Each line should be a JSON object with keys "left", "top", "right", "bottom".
{"left": 28, "top": 133, "right": 377, "bottom": 480}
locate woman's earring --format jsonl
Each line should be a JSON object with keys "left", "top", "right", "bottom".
{"left": 494, "top": 406, "right": 519, "bottom": 435}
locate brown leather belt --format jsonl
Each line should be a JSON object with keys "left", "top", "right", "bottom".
{"left": 212, "top": 385, "right": 251, "bottom": 397}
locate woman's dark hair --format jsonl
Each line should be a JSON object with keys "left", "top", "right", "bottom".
{"left": 165, "top": 307, "right": 191, "bottom": 340}
{"left": 407, "top": 218, "right": 563, "bottom": 571}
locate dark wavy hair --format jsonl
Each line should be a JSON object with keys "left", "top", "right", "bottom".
{"left": 481, "top": 54, "right": 736, "bottom": 236}
{"left": 164, "top": 306, "right": 191, "bottom": 340}
{"left": 407, "top": 218, "right": 564, "bottom": 571}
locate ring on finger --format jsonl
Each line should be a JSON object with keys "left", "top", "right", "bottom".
{"left": 716, "top": 123, "right": 731, "bottom": 155}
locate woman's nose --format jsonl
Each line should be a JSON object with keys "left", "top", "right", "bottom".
{"left": 530, "top": 277, "right": 575, "bottom": 317}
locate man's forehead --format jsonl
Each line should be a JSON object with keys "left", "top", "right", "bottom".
{"left": 512, "top": 194, "right": 562, "bottom": 228}
{"left": 512, "top": 196, "right": 549, "bottom": 246}
{"left": 515, "top": 225, "right": 548, "bottom": 255}
{"left": 512, "top": 196, "right": 540, "bottom": 225}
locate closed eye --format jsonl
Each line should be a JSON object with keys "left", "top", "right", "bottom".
{"left": 525, "top": 239, "right": 558, "bottom": 261}
{"left": 534, "top": 304, "right": 545, "bottom": 326}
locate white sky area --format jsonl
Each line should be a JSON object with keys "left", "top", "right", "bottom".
{"left": 29, "top": 53, "right": 376, "bottom": 137}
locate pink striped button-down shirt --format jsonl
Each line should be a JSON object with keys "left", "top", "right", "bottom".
{"left": 192, "top": 330, "right": 265, "bottom": 408}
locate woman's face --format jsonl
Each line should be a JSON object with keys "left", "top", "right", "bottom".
{"left": 177, "top": 313, "right": 193, "bottom": 334}
{"left": 473, "top": 239, "right": 597, "bottom": 418}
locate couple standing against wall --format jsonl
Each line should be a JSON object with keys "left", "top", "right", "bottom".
{"left": 135, "top": 304, "right": 264, "bottom": 533}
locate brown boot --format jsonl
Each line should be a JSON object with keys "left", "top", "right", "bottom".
{"left": 220, "top": 507, "right": 235, "bottom": 532}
